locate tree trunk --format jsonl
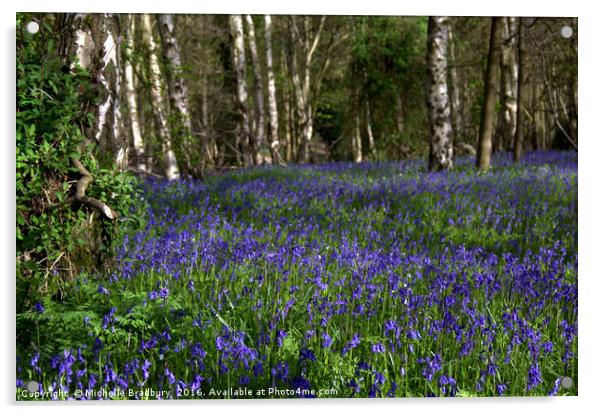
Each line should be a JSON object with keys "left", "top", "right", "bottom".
{"left": 123, "top": 15, "right": 147, "bottom": 173}
{"left": 229, "top": 15, "right": 255, "bottom": 166}
{"left": 395, "top": 93, "right": 405, "bottom": 135}
{"left": 281, "top": 50, "right": 293, "bottom": 163}
{"left": 426, "top": 16, "right": 454, "bottom": 171}
{"left": 476, "top": 17, "right": 502, "bottom": 171}
{"left": 74, "top": 14, "right": 127, "bottom": 171}
{"left": 365, "top": 98, "right": 376, "bottom": 159}
{"left": 289, "top": 16, "right": 326, "bottom": 163}
{"left": 352, "top": 109, "right": 363, "bottom": 163}
{"left": 157, "top": 14, "right": 197, "bottom": 176}
{"left": 513, "top": 18, "right": 526, "bottom": 162}
{"left": 501, "top": 17, "right": 519, "bottom": 154}
{"left": 264, "top": 15, "right": 285, "bottom": 166}
{"left": 142, "top": 14, "right": 180, "bottom": 180}
{"left": 201, "top": 71, "right": 214, "bottom": 166}
{"left": 71, "top": 14, "right": 102, "bottom": 142}
{"left": 244, "top": 15, "right": 267, "bottom": 164}
{"left": 447, "top": 23, "right": 463, "bottom": 143}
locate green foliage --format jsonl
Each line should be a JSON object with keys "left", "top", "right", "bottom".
{"left": 16, "top": 13, "right": 146, "bottom": 311}
{"left": 320, "top": 16, "right": 429, "bottom": 161}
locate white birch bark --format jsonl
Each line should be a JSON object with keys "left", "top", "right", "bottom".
{"left": 447, "top": 24, "right": 463, "bottom": 143}
{"left": 281, "top": 47, "right": 293, "bottom": 162}
{"left": 244, "top": 15, "right": 267, "bottom": 163}
{"left": 157, "top": 14, "right": 196, "bottom": 175}
{"left": 426, "top": 17, "right": 454, "bottom": 171}
{"left": 124, "top": 15, "right": 146, "bottom": 173}
{"left": 501, "top": 17, "right": 518, "bottom": 151}
{"left": 365, "top": 98, "right": 375, "bottom": 159}
{"left": 289, "top": 15, "right": 326, "bottom": 163}
{"left": 263, "top": 15, "right": 285, "bottom": 165}
{"left": 395, "top": 94, "right": 405, "bottom": 135}
{"left": 229, "top": 15, "right": 254, "bottom": 166}
{"left": 76, "top": 15, "right": 127, "bottom": 171}
{"left": 352, "top": 111, "right": 363, "bottom": 163}
{"left": 142, "top": 13, "right": 180, "bottom": 180}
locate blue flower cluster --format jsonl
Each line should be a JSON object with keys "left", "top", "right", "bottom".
{"left": 17, "top": 151, "right": 577, "bottom": 399}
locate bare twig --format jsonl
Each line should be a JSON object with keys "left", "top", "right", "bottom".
{"left": 528, "top": 30, "right": 578, "bottom": 151}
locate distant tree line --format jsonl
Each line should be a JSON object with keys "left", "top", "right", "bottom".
{"left": 22, "top": 14, "right": 577, "bottom": 175}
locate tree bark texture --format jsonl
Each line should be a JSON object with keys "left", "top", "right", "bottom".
{"left": 476, "top": 17, "right": 502, "bottom": 171}
{"left": 513, "top": 18, "right": 526, "bottom": 162}
{"left": 142, "top": 13, "right": 180, "bottom": 180}
{"left": 501, "top": 17, "right": 519, "bottom": 153}
{"left": 157, "top": 14, "right": 197, "bottom": 175}
{"left": 264, "top": 15, "right": 285, "bottom": 165}
{"left": 426, "top": 16, "right": 454, "bottom": 171}
{"left": 123, "top": 15, "right": 147, "bottom": 173}
{"left": 229, "top": 15, "right": 255, "bottom": 166}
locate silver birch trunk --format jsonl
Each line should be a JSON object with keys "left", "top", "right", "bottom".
{"left": 244, "top": 15, "right": 267, "bottom": 163}
{"left": 426, "top": 17, "right": 454, "bottom": 171}
{"left": 365, "top": 98, "right": 376, "bottom": 159}
{"left": 157, "top": 14, "right": 195, "bottom": 175}
{"left": 281, "top": 48, "right": 293, "bottom": 163}
{"left": 513, "top": 17, "right": 526, "bottom": 162}
{"left": 264, "top": 15, "right": 285, "bottom": 165}
{"left": 142, "top": 14, "right": 180, "bottom": 180}
{"left": 124, "top": 16, "right": 146, "bottom": 173}
{"left": 501, "top": 17, "right": 519, "bottom": 152}
{"left": 395, "top": 94, "right": 405, "bottom": 135}
{"left": 289, "top": 15, "right": 326, "bottom": 163}
{"left": 229, "top": 15, "right": 255, "bottom": 166}
{"left": 201, "top": 72, "right": 214, "bottom": 166}
{"left": 73, "top": 15, "right": 127, "bottom": 170}
{"left": 447, "top": 24, "right": 463, "bottom": 143}
{"left": 352, "top": 111, "right": 363, "bottom": 163}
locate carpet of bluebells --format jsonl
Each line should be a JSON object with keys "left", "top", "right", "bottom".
{"left": 16, "top": 151, "right": 577, "bottom": 399}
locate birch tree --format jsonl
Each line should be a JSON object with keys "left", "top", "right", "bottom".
{"left": 426, "top": 16, "right": 454, "bottom": 171}
{"left": 365, "top": 97, "right": 376, "bottom": 159}
{"left": 142, "top": 13, "right": 180, "bottom": 180}
{"left": 352, "top": 111, "right": 363, "bottom": 162}
{"left": 476, "top": 17, "right": 502, "bottom": 171}
{"left": 157, "top": 14, "right": 197, "bottom": 175}
{"left": 263, "top": 15, "right": 285, "bottom": 165}
{"left": 123, "top": 15, "right": 146, "bottom": 173}
{"left": 244, "top": 15, "right": 268, "bottom": 163}
{"left": 500, "top": 17, "right": 519, "bottom": 152}
{"left": 229, "top": 14, "right": 255, "bottom": 166}
{"left": 447, "top": 23, "right": 463, "bottom": 144}
{"left": 289, "top": 15, "right": 326, "bottom": 163}
{"left": 73, "top": 14, "right": 128, "bottom": 171}
{"left": 513, "top": 18, "right": 526, "bottom": 162}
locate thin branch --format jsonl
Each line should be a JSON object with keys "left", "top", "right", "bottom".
{"left": 306, "top": 16, "right": 327, "bottom": 67}
{"left": 528, "top": 30, "right": 578, "bottom": 151}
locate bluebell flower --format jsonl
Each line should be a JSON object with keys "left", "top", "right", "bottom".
{"left": 165, "top": 367, "right": 176, "bottom": 385}
{"left": 371, "top": 342, "right": 385, "bottom": 353}
{"left": 97, "top": 285, "right": 110, "bottom": 295}
{"left": 527, "top": 362, "right": 543, "bottom": 390}
{"left": 321, "top": 331, "right": 332, "bottom": 348}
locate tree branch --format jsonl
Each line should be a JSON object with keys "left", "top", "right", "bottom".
{"left": 48, "top": 158, "right": 118, "bottom": 219}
